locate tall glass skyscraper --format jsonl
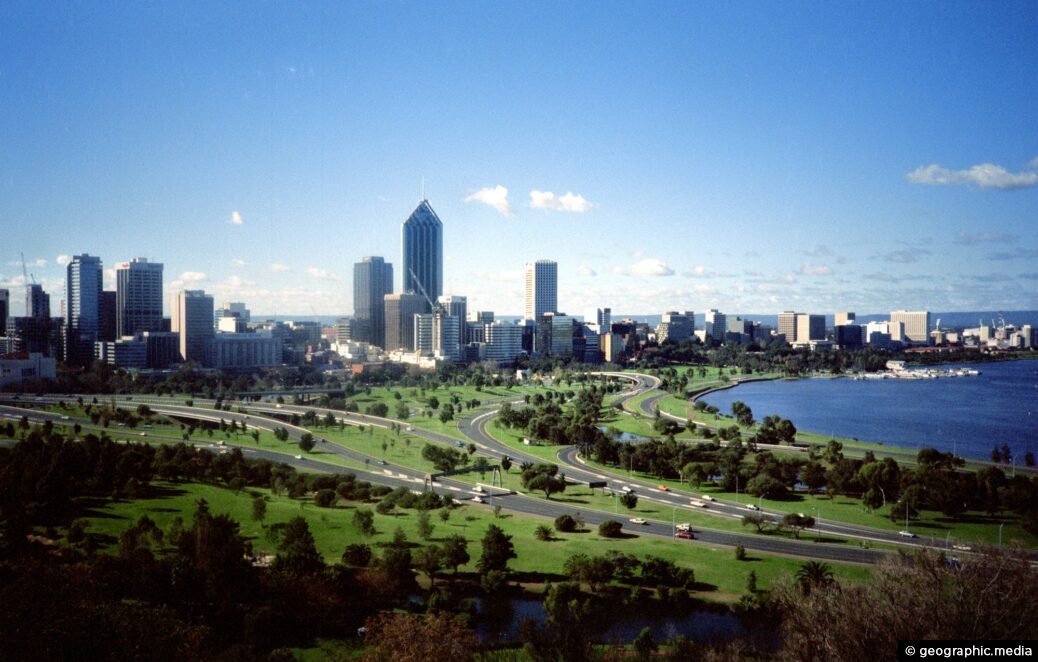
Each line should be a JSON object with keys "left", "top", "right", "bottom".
{"left": 524, "top": 259, "right": 558, "bottom": 321}
{"left": 65, "top": 253, "right": 103, "bottom": 365}
{"left": 401, "top": 200, "right": 443, "bottom": 310}
{"left": 116, "top": 257, "right": 164, "bottom": 337}
{"left": 353, "top": 256, "right": 393, "bottom": 349}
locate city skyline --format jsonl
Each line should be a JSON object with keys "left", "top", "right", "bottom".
{"left": 2, "top": 3, "right": 1037, "bottom": 318}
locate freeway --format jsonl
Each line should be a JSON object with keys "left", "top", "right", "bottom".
{"left": 0, "top": 381, "right": 989, "bottom": 565}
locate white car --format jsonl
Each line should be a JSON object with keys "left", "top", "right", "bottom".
{"left": 294, "top": 454, "right": 303, "bottom": 460}
{"left": 472, "top": 496, "right": 485, "bottom": 504}
{"left": 675, "top": 522, "right": 692, "bottom": 532}
{"left": 701, "top": 495, "right": 715, "bottom": 501}
{"left": 898, "top": 530, "right": 917, "bottom": 538}
{"left": 746, "top": 504, "right": 760, "bottom": 511}
{"left": 629, "top": 517, "right": 647, "bottom": 525}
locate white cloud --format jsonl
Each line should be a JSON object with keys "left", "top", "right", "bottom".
{"left": 179, "top": 271, "right": 208, "bottom": 282}
{"left": 269, "top": 263, "right": 290, "bottom": 273}
{"left": 231, "top": 258, "right": 247, "bottom": 267}
{"left": 465, "top": 185, "right": 512, "bottom": 216}
{"left": 56, "top": 255, "right": 73, "bottom": 266}
{"left": 802, "top": 264, "right": 833, "bottom": 276}
{"left": 306, "top": 267, "right": 338, "bottom": 281}
{"left": 225, "top": 275, "right": 255, "bottom": 289}
{"left": 530, "top": 189, "right": 594, "bottom": 212}
{"left": 578, "top": 265, "right": 597, "bottom": 277}
{"left": 230, "top": 210, "right": 245, "bottom": 225}
{"left": 615, "top": 257, "right": 675, "bottom": 277}
{"left": 906, "top": 158, "right": 1038, "bottom": 190}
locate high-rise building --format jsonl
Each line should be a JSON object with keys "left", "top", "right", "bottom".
{"left": 401, "top": 199, "right": 443, "bottom": 308}
{"left": 795, "top": 313, "right": 826, "bottom": 343}
{"left": 25, "top": 284, "right": 50, "bottom": 319}
{"left": 485, "top": 320, "right": 523, "bottom": 365}
{"left": 778, "top": 311, "right": 797, "bottom": 343}
{"left": 657, "top": 311, "right": 694, "bottom": 344}
{"left": 353, "top": 256, "right": 393, "bottom": 348}
{"left": 65, "top": 254, "right": 103, "bottom": 365}
{"left": 116, "top": 258, "right": 164, "bottom": 337}
{"left": 383, "top": 292, "right": 426, "bottom": 352}
{"left": 597, "top": 307, "right": 612, "bottom": 329}
{"left": 99, "top": 291, "right": 117, "bottom": 342}
{"left": 524, "top": 259, "right": 558, "bottom": 321}
{"left": 835, "top": 311, "right": 856, "bottom": 326}
{"left": 705, "top": 309, "right": 727, "bottom": 342}
{"left": 0, "top": 289, "right": 8, "bottom": 336}
{"left": 890, "top": 310, "right": 931, "bottom": 345}
{"left": 172, "top": 290, "right": 214, "bottom": 364}
{"left": 214, "top": 302, "right": 251, "bottom": 329}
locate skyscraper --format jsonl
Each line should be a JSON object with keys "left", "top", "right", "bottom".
{"left": 65, "top": 254, "right": 103, "bottom": 365}
{"left": 383, "top": 292, "right": 426, "bottom": 352}
{"left": 0, "top": 289, "right": 8, "bottom": 336}
{"left": 353, "top": 256, "right": 393, "bottom": 348}
{"left": 172, "top": 290, "right": 214, "bottom": 364}
{"left": 890, "top": 310, "right": 931, "bottom": 345}
{"left": 116, "top": 258, "right": 164, "bottom": 337}
{"left": 401, "top": 199, "right": 443, "bottom": 309}
{"left": 524, "top": 259, "right": 558, "bottom": 321}
{"left": 25, "top": 284, "right": 50, "bottom": 319}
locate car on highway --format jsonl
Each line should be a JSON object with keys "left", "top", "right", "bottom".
{"left": 676, "top": 522, "right": 692, "bottom": 531}
{"left": 689, "top": 499, "right": 707, "bottom": 508}
{"left": 898, "top": 530, "right": 917, "bottom": 538}
{"left": 294, "top": 455, "right": 302, "bottom": 460}
{"left": 657, "top": 485, "right": 670, "bottom": 491}
{"left": 629, "top": 517, "right": 647, "bottom": 525}
{"left": 674, "top": 531, "right": 693, "bottom": 539}
{"left": 472, "top": 496, "right": 485, "bottom": 504}
{"left": 746, "top": 504, "right": 760, "bottom": 511}
{"left": 701, "top": 495, "right": 715, "bottom": 501}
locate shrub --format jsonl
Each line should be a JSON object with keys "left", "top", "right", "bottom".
{"left": 554, "top": 514, "right": 578, "bottom": 532}
{"left": 598, "top": 520, "right": 623, "bottom": 538}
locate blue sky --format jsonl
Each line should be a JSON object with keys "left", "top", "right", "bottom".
{"left": 2, "top": 2, "right": 1037, "bottom": 319}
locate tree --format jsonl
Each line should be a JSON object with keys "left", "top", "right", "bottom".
{"left": 554, "top": 513, "right": 578, "bottom": 533}
{"left": 521, "top": 463, "right": 567, "bottom": 499}
{"left": 598, "top": 520, "right": 623, "bottom": 538}
{"left": 794, "top": 560, "right": 834, "bottom": 595}
{"left": 619, "top": 491, "right": 638, "bottom": 510}
{"left": 298, "top": 432, "right": 315, "bottom": 453}
{"left": 416, "top": 509, "right": 434, "bottom": 540}
{"left": 633, "top": 626, "right": 658, "bottom": 660}
{"left": 272, "top": 516, "right": 324, "bottom": 575}
{"left": 314, "top": 488, "right": 336, "bottom": 508}
{"left": 441, "top": 534, "right": 470, "bottom": 574}
{"left": 477, "top": 524, "right": 516, "bottom": 574}
{"left": 742, "top": 512, "right": 773, "bottom": 533}
{"left": 415, "top": 545, "right": 443, "bottom": 587}
{"left": 353, "top": 508, "right": 376, "bottom": 536}
{"left": 534, "top": 524, "right": 553, "bottom": 541}
{"left": 781, "top": 512, "right": 816, "bottom": 539}
{"left": 731, "top": 401, "right": 754, "bottom": 427}
{"left": 342, "top": 543, "right": 372, "bottom": 567}
{"left": 251, "top": 495, "right": 267, "bottom": 523}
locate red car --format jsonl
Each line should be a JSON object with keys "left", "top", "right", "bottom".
{"left": 674, "top": 531, "right": 694, "bottom": 539}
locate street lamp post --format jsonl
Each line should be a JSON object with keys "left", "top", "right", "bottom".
{"left": 999, "top": 521, "right": 1006, "bottom": 547}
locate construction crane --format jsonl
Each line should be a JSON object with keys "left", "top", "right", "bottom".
{"left": 20, "top": 252, "right": 36, "bottom": 285}
{"left": 408, "top": 268, "right": 443, "bottom": 314}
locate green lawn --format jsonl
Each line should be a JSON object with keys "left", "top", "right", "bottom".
{"left": 77, "top": 479, "right": 871, "bottom": 603}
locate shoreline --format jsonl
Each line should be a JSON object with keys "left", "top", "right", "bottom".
{"left": 683, "top": 358, "right": 1038, "bottom": 469}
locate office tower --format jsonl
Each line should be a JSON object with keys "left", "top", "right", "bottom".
{"left": 597, "top": 307, "right": 612, "bottom": 329}
{"left": 657, "top": 311, "right": 694, "bottom": 343}
{"left": 401, "top": 199, "right": 443, "bottom": 308}
{"left": 383, "top": 292, "right": 426, "bottom": 352}
{"left": 795, "top": 313, "right": 826, "bottom": 343}
{"left": 215, "top": 302, "right": 251, "bottom": 328}
{"left": 0, "top": 289, "right": 7, "bottom": 336}
{"left": 172, "top": 290, "right": 214, "bottom": 364}
{"left": 65, "top": 254, "right": 104, "bottom": 365}
{"left": 439, "top": 294, "right": 467, "bottom": 345}
{"left": 524, "top": 259, "right": 558, "bottom": 321}
{"left": 116, "top": 258, "right": 164, "bottom": 337}
{"left": 705, "top": 309, "right": 727, "bottom": 342}
{"left": 835, "top": 311, "right": 856, "bottom": 326}
{"left": 778, "top": 311, "right": 797, "bottom": 343}
{"left": 485, "top": 320, "right": 523, "bottom": 365}
{"left": 99, "top": 291, "right": 117, "bottom": 342}
{"left": 353, "top": 256, "right": 393, "bottom": 348}
{"left": 25, "top": 284, "right": 50, "bottom": 319}
{"left": 890, "top": 310, "right": 931, "bottom": 345}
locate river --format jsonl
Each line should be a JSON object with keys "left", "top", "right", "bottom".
{"left": 701, "top": 359, "right": 1038, "bottom": 462}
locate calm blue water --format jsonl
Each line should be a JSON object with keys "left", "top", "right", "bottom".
{"left": 702, "top": 359, "right": 1038, "bottom": 461}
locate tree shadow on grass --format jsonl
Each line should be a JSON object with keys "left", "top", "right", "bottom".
{"left": 550, "top": 497, "right": 589, "bottom": 505}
